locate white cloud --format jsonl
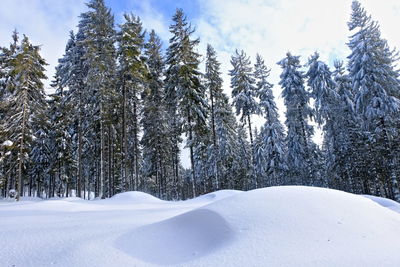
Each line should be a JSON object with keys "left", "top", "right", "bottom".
{"left": 0, "top": 0, "right": 86, "bottom": 93}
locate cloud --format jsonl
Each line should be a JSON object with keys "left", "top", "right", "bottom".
{"left": 0, "top": 0, "right": 86, "bottom": 93}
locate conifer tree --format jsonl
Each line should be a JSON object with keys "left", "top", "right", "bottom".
{"left": 165, "top": 9, "right": 208, "bottom": 197}
{"left": 80, "top": 0, "right": 117, "bottom": 198}
{"left": 117, "top": 13, "right": 147, "bottom": 192}
{"left": 348, "top": 0, "right": 400, "bottom": 200}
{"left": 306, "top": 52, "right": 338, "bottom": 188}
{"left": 230, "top": 49, "right": 259, "bottom": 188}
{"left": 141, "top": 30, "right": 171, "bottom": 198}
{"left": 3, "top": 34, "right": 47, "bottom": 200}
{"left": 253, "top": 54, "right": 287, "bottom": 186}
{"left": 278, "top": 52, "right": 316, "bottom": 185}
{"left": 205, "top": 44, "right": 224, "bottom": 190}
{"left": 230, "top": 50, "right": 260, "bottom": 148}
{"left": 330, "top": 61, "right": 359, "bottom": 191}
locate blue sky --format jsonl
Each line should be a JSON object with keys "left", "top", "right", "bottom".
{"left": 1, "top": 0, "right": 400, "bottom": 163}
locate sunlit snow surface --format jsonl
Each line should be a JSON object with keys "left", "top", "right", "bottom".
{"left": 1, "top": 187, "right": 400, "bottom": 266}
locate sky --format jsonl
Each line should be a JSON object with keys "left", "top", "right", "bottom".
{"left": 1, "top": 0, "right": 400, "bottom": 166}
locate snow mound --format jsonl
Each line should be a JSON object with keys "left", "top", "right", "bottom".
{"left": 115, "top": 208, "right": 234, "bottom": 265}
{"left": 3, "top": 186, "right": 400, "bottom": 267}
{"left": 187, "top": 186, "right": 400, "bottom": 266}
{"left": 363, "top": 194, "right": 400, "bottom": 213}
{"left": 109, "top": 191, "right": 163, "bottom": 203}
{"left": 186, "top": 189, "right": 242, "bottom": 203}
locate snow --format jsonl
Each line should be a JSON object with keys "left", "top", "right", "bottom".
{"left": 1, "top": 186, "right": 400, "bottom": 266}
{"left": 109, "top": 191, "right": 165, "bottom": 203}
{"left": 363, "top": 194, "right": 400, "bottom": 213}
{"left": 2, "top": 140, "right": 13, "bottom": 146}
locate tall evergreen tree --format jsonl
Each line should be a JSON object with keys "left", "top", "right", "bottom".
{"left": 80, "top": 0, "right": 117, "bottom": 198}
{"left": 230, "top": 49, "right": 260, "bottom": 148}
{"left": 165, "top": 9, "right": 208, "bottom": 197}
{"left": 205, "top": 44, "right": 224, "bottom": 190}
{"left": 330, "top": 61, "right": 359, "bottom": 192}
{"left": 253, "top": 54, "right": 287, "bottom": 187}
{"left": 3, "top": 35, "right": 47, "bottom": 200}
{"left": 229, "top": 49, "right": 259, "bottom": 188}
{"left": 347, "top": 0, "right": 400, "bottom": 200}
{"left": 306, "top": 52, "right": 338, "bottom": 188}
{"left": 141, "top": 30, "right": 171, "bottom": 198}
{"left": 278, "top": 52, "right": 317, "bottom": 185}
{"left": 117, "top": 13, "right": 147, "bottom": 192}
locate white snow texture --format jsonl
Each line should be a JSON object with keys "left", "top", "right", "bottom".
{"left": 1, "top": 186, "right": 400, "bottom": 266}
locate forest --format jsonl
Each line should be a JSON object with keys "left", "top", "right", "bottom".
{"left": 1, "top": 0, "right": 400, "bottom": 202}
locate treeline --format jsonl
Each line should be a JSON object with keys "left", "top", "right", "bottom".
{"left": 1, "top": 0, "right": 400, "bottom": 201}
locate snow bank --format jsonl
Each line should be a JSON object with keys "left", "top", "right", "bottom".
{"left": 188, "top": 186, "right": 400, "bottom": 266}
{"left": 2, "top": 186, "right": 400, "bottom": 267}
{"left": 109, "top": 191, "right": 164, "bottom": 203}
{"left": 363, "top": 194, "right": 400, "bottom": 213}
{"left": 184, "top": 189, "right": 242, "bottom": 203}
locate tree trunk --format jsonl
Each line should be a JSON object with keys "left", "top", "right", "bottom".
{"left": 16, "top": 95, "right": 27, "bottom": 201}
{"left": 121, "top": 78, "right": 127, "bottom": 192}
{"left": 188, "top": 110, "right": 196, "bottom": 198}
{"left": 133, "top": 99, "right": 139, "bottom": 191}
{"left": 247, "top": 114, "right": 257, "bottom": 189}
{"left": 100, "top": 102, "right": 104, "bottom": 199}
{"left": 210, "top": 88, "right": 219, "bottom": 190}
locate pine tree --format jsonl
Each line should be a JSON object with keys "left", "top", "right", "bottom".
{"left": 348, "top": 0, "right": 400, "bottom": 200}
{"left": 306, "top": 52, "right": 338, "bottom": 188}
{"left": 330, "top": 61, "right": 360, "bottom": 192}
{"left": 0, "top": 31, "right": 19, "bottom": 197}
{"left": 230, "top": 50, "right": 260, "bottom": 146}
{"left": 253, "top": 54, "right": 287, "bottom": 187}
{"left": 278, "top": 52, "right": 316, "bottom": 185}
{"left": 3, "top": 34, "right": 47, "bottom": 200}
{"left": 234, "top": 123, "right": 253, "bottom": 190}
{"left": 205, "top": 44, "right": 224, "bottom": 190}
{"left": 141, "top": 30, "right": 171, "bottom": 198}
{"left": 165, "top": 9, "right": 208, "bottom": 197}
{"left": 80, "top": 0, "right": 117, "bottom": 198}
{"left": 213, "top": 92, "right": 241, "bottom": 190}
{"left": 230, "top": 49, "right": 259, "bottom": 188}
{"left": 117, "top": 13, "right": 147, "bottom": 192}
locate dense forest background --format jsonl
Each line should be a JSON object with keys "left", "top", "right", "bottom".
{"left": 1, "top": 0, "right": 400, "bottom": 202}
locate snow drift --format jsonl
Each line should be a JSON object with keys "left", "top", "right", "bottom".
{"left": 110, "top": 191, "right": 164, "bottom": 203}
{"left": 1, "top": 186, "right": 400, "bottom": 267}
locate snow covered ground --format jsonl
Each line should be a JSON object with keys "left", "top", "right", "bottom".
{"left": 1, "top": 186, "right": 400, "bottom": 267}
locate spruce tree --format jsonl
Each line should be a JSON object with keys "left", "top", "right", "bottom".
{"left": 3, "top": 35, "right": 47, "bottom": 200}
{"left": 254, "top": 54, "right": 287, "bottom": 187}
{"left": 117, "top": 13, "right": 147, "bottom": 192}
{"left": 230, "top": 49, "right": 259, "bottom": 188}
{"left": 348, "top": 0, "right": 400, "bottom": 200}
{"left": 165, "top": 9, "right": 208, "bottom": 197}
{"left": 278, "top": 52, "right": 316, "bottom": 185}
{"left": 80, "top": 0, "right": 117, "bottom": 198}
{"left": 141, "top": 30, "right": 171, "bottom": 198}
{"left": 205, "top": 44, "right": 224, "bottom": 190}
{"left": 306, "top": 52, "right": 338, "bottom": 188}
